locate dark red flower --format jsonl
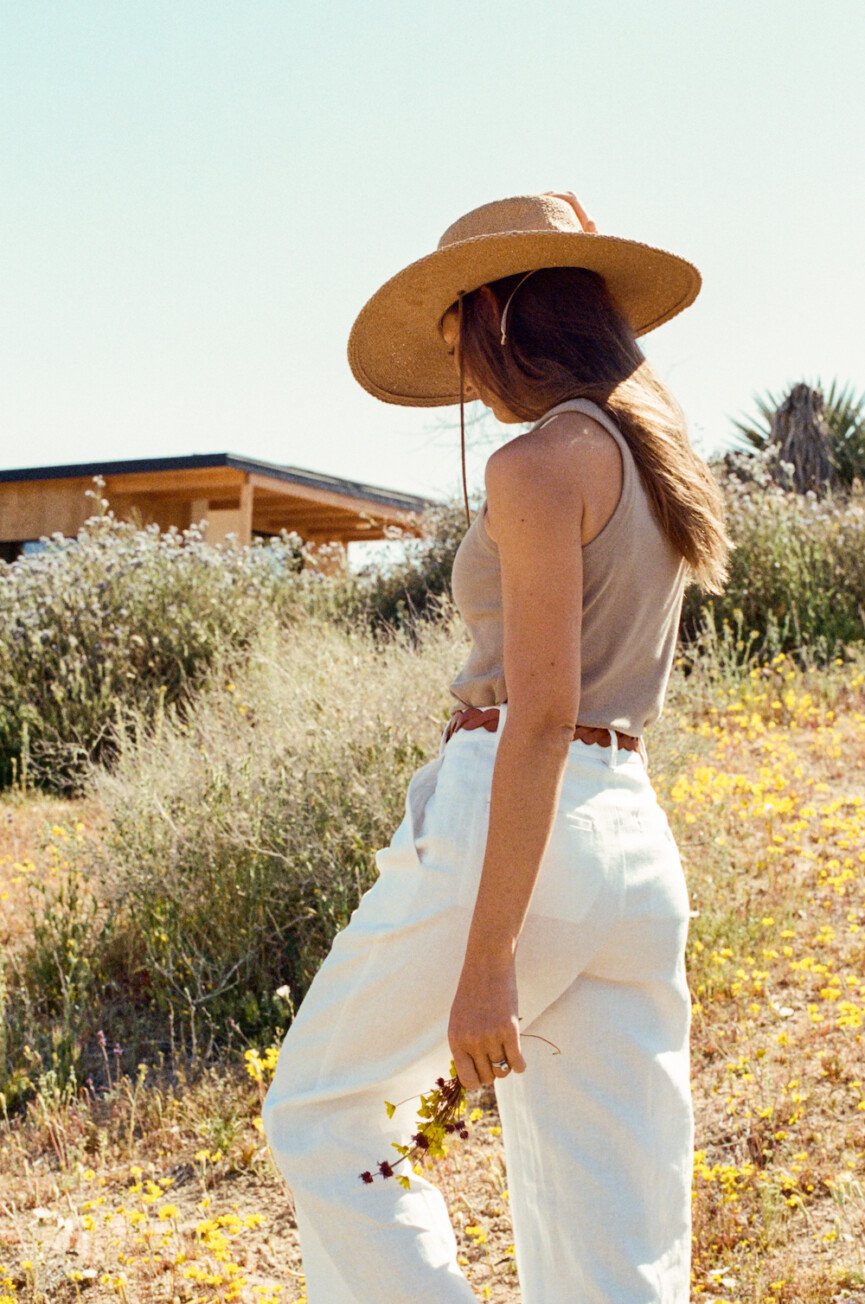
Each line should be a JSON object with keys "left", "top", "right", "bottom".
{"left": 359, "top": 1171, "right": 374, "bottom": 1184}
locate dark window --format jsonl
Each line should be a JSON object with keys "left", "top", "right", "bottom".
{"left": 0, "top": 539, "right": 50, "bottom": 563}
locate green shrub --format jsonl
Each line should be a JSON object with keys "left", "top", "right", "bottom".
{"left": 688, "top": 452, "right": 865, "bottom": 661}
{"left": 4, "top": 456, "right": 863, "bottom": 809}
{"left": 342, "top": 497, "right": 472, "bottom": 635}
{"left": 79, "top": 610, "right": 467, "bottom": 1054}
{"left": 1, "top": 821, "right": 110, "bottom": 1110}
{"left": 1, "top": 610, "right": 470, "bottom": 1098}
{"left": 0, "top": 484, "right": 330, "bottom": 794}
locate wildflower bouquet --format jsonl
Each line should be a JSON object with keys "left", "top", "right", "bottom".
{"left": 361, "top": 1032, "right": 561, "bottom": 1190}
{"left": 359, "top": 1060, "right": 469, "bottom": 1190}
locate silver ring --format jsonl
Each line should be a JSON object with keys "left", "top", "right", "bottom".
{"left": 493, "top": 1059, "right": 510, "bottom": 1071}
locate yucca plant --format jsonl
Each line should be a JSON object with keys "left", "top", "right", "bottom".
{"left": 728, "top": 377, "right": 865, "bottom": 487}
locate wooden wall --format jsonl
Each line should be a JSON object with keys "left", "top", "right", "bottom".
{"left": 0, "top": 470, "right": 418, "bottom": 569}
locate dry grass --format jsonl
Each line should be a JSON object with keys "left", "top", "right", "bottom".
{"left": 2, "top": 646, "right": 865, "bottom": 1302}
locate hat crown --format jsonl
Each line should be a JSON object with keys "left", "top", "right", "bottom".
{"left": 437, "top": 193, "right": 585, "bottom": 251}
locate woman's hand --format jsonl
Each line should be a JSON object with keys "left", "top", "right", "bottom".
{"left": 448, "top": 953, "right": 526, "bottom": 1090}
{"left": 543, "top": 189, "right": 597, "bottom": 233}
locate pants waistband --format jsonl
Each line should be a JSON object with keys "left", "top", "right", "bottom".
{"left": 441, "top": 703, "right": 648, "bottom": 771}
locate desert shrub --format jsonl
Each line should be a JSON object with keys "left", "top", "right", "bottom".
{"left": 329, "top": 496, "right": 471, "bottom": 637}
{"left": 0, "top": 483, "right": 338, "bottom": 795}
{"left": 0, "top": 815, "right": 116, "bottom": 1110}
{"left": 77, "top": 609, "right": 468, "bottom": 1056}
{"left": 4, "top": 457, "right": 863, "bottom": 806}
{"left": 685, "top": 451, "right": 865, "bottom": 661}
{"left": 0, "top": 483, "right": 473, "bottom": 795}
{"left": 1, "top": 609, "right": 470, "bottom": 1097}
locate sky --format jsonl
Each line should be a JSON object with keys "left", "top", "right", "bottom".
{"left": 2, "top": 1, "right": 863, "bottom": 565}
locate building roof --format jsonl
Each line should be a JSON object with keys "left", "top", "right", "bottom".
{"left": 0, "top": 451, "right": 437, "bottom": 514}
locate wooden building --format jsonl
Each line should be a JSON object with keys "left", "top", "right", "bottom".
{"left": 0, "top": 452, "right": 435, "bottom": 572}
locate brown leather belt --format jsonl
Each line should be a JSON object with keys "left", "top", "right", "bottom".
{"left": 444, "top": 704, "right": 643, "bottom": 755}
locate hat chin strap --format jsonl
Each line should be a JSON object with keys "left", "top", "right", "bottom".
{"left": 454, "top": 272, "right": 534, "bottom": 532}
{"left": 499, "top": 269, "right": 538, "bottom": 345}
{"left": 457, "top": 290, "right": 470, "bottom": 530}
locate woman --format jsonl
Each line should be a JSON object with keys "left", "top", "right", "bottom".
{"left": 263, "top": 191, "right": 732, "bottom": 1303}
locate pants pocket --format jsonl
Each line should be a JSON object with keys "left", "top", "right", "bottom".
{"left": 635, "top": 803, "right": 690, "bottom": 912}
{"left": 351, "top": 751, "right": 446, "bottom": 935}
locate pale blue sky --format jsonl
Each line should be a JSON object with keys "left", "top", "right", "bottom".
{"left": 2, "top": 1, "right": 863, "bottom": 523}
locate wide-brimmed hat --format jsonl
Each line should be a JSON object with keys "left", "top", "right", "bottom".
{"left": 347, "top": 192, "right": 701, "bottom": 407}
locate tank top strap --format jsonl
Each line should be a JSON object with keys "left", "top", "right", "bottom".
{"left": 531, "top": 396, "right": 625, "bottom": 443}
{"left": 530, "top": 397, "right": 636, "bottom": 531}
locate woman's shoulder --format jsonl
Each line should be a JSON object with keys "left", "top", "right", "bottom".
{"left": 484, "top": 400, "right": 625, "bottom": 545}
{"left": 487, "top": 404, "right": 617, "bottom": 492}
{"left": 482, "top": 424, "right": 590, "bottom": 541}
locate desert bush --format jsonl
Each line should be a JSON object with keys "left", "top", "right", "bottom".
{"left": 1, "top": 821, "right": 111, "bottom": 1110}
{"left": 0, "top": 479, "right": 473, "bottom": 794}
{"left": 78, "top": 609, "right": 468, "bottom": 1055}
{"left": 0, "top": 483, "right": 338, "bottom": 795}
{"left": 342, "top": 497, "right": 473, "bottom": 635}
{"left": 686, "top": 450, "right": 865, "bottom": 660}
{"left": 1, "top": 609, "right": 470, "bottom": 1098}
{"left": 4, "top": 457, "right": 863, "bottom": 808}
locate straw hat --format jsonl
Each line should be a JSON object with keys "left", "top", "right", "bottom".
{"left": 347, "top": 192, "right": 701, "bottom": 407}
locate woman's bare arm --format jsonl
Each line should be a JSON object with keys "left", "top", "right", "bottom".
{"left": 463, "top": 425, "right": 586, "bottom": 966}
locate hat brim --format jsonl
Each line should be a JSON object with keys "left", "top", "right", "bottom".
{"left": 347, "top": 230, "right": 701, "bottom": 407}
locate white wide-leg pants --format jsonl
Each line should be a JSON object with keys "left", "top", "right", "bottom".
{"left": 262, "top": 703, "right": 695, "bottom": 1303}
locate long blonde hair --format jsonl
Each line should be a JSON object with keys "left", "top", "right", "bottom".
{"left": 450, "top": 266, "right": 732, "bottom": 596}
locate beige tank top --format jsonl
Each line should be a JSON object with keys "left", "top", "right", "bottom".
{"left": 449, "top": 397, "right": 687, "bottom": 742}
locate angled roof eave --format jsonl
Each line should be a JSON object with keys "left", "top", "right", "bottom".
{"left": 0, "top": 451, "right": 438, "bottom": 514}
